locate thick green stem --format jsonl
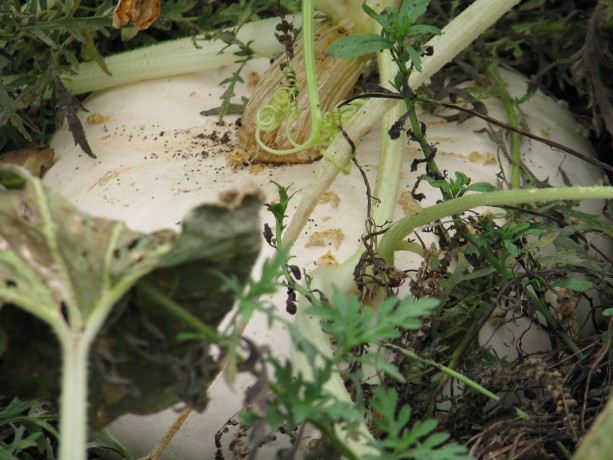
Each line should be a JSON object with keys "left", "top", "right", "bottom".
{"left": 58, "top": 333, "right": 90, "bottom": 460}
{"left": 303, "top": 0, "right": 323, "bottom": 142}
{"left": 378, "top": 186, "right": 613, "bottom": 264}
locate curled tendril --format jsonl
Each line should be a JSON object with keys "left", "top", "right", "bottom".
{"left": 317, "top": 101, "right": 363, "bottom": 173}
{"left": 255, "top": 64, "right": 300, "bottom": 133}
{"left": 282, "top": 65, "right": 298, "bottom": 88}
{"left": 253, "top": 0, "right": 363, "bottom": 167}
{"left": 319, "top": 101, "right": 362, "bottom": 147}
{"left": 255, "top": 76, "right": 364, "bottom": 158}
{"left": 256, "top": 86, "right": 299, "bottom": 132}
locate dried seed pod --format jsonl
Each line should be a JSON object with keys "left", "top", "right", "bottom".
{"left": 238, "top": 20, "right": 365, "bottom": 164}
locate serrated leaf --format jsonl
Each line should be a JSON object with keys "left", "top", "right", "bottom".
{"left": 28, "top": 28, "right": 57, "bottom": 49}
{"left": 52, "top": 75, "right": 95, "bottom": 158}
{"left": 327, "top": 34, "right": 392, "bottom": 59}
{"left": 0, "top": 83, "right": 31, "bottom": 139}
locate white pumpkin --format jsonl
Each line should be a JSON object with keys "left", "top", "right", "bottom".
{"left": 44, "top": 55, "right": 608, "bottom": 457}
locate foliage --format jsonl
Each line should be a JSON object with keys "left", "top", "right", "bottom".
{"left": 366, "top": 387, "right": 472, "bottom": 460}
{"left": 0, "top": 396, "right": 133, "bottom": 460}
{"left": 2, "top": 0, "right": 613, "bottom": 459}
{"left": 0, "top": 0, "right": 300, "bottom": 154}
{"left": 0, "top": 0, "right": 112, "bottom": 153}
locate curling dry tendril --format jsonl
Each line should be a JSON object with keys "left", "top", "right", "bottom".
{"left": 254, "top": 0, "right": 361, "bottom": 173}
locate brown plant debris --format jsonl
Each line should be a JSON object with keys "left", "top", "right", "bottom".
{"left": 113, "top": 0, "right": 161, "bottom": 30}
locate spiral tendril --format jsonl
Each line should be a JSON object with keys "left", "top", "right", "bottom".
{"left": 255, "top": 63, "right": 363, "bottom": 160}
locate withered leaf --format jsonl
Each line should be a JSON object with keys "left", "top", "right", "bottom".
{"left": 53, "top": 76, "right": 96, "bottom": 158}
{"left": 0, "top": 144, "right": 54, "bottom": 177}
{"left": 113, "top": 0, "right": 161, "bottom": 30}
{"left": 0, "top": 166, "right": 263, "bottom": 428}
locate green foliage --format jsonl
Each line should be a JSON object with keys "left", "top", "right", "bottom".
{"left": 0, "top": 0, "right": 301, "bottom": 154}
{"left": 328, "top": 0, "right": 441, "bottom": 73}
{"left": 0, "top": 397, "right": 132, "bottom": 460}
{"left": 365, "top": 388, "right": 471, "bottom": 460}
{"left": 0, "top": 398, "right": 58, "bottom": 460}
{"left": 423, "top": 171, "right": 497, "bottom": 199}
{"left": 309, "top": 287, "right": 438, "bottom": 358}
{"left": 0, "top": 0, "right": 114, "bottom": 152}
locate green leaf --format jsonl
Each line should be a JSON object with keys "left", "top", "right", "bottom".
{"left": 399, "top": 0, "right": 429, "bottom": 24}
{"left": 327, "top": 33, "right": 392, "bottom": 59}
{"left": 503, "top": 239, "right": 519, "bottom": 258}
{"left": 551, "top": 278, "right": 594, "bottom": 292}
{"left": 406, "top": 44, "right": 423, "bottom": 70}
{"left": 362, "top": 3, "right": 394, "bottom": 32}
{"left": 406, "top": 24, "right": 442, "bottom": 36}
{"left": 465, "top": 182, "right": 497, "bottom": 193}
{"left": 0, "top": 398, "right": 36, "bottom": 421}
{"left": 0, "top": 84, "right": 31, "bottom": 140}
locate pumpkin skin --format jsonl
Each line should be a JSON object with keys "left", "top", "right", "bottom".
{"left": 44, "top": 58, "right": 609, "bottom": 457}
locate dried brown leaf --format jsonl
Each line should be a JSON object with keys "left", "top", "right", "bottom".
{"left": 53, "top": 76, "right": 96, "bottom": 158}
{"left": 113, "top": 0, "right": 161, "bottom": 30}
{"left": 0, "top": 144, "right": 54, "bottom": 177}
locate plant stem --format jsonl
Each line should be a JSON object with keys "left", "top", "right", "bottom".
{"left": 425, "top": 313, "right": 482, "bottom": 418}
{"left": 372, "top": 50, "right": 405, "bottom": 226}
{"left": 303, "top": 0, "right": 320, "bottom": 132}
{"left": 484, "top": 63, "right": 523, "bottom": 189}
{"left": 378, "top": 186, "right": 613, "bottom": 264}
{"left": 58, "top": 332, "right": 90, "bottom": 460}
{"left": 61, "top": 16, "right": 291, "bottom": 95}
{"left": 382, "top": 341, "right": 531, "bottom": 419}
{"left": 283, "top": 0, "right": 522, "bottom": 245}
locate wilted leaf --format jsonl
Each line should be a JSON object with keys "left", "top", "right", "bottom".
{"left": 53, "top": 76, "right": 96, "bottom": 158}
{"left": 0, "top": 166, "right": 263, "bottom": 427}
{"left": 0, "top": 144, "right": 55, "bottom": 177}
{"left": 113, "top": 0, "right": 161, "bottom": 30}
